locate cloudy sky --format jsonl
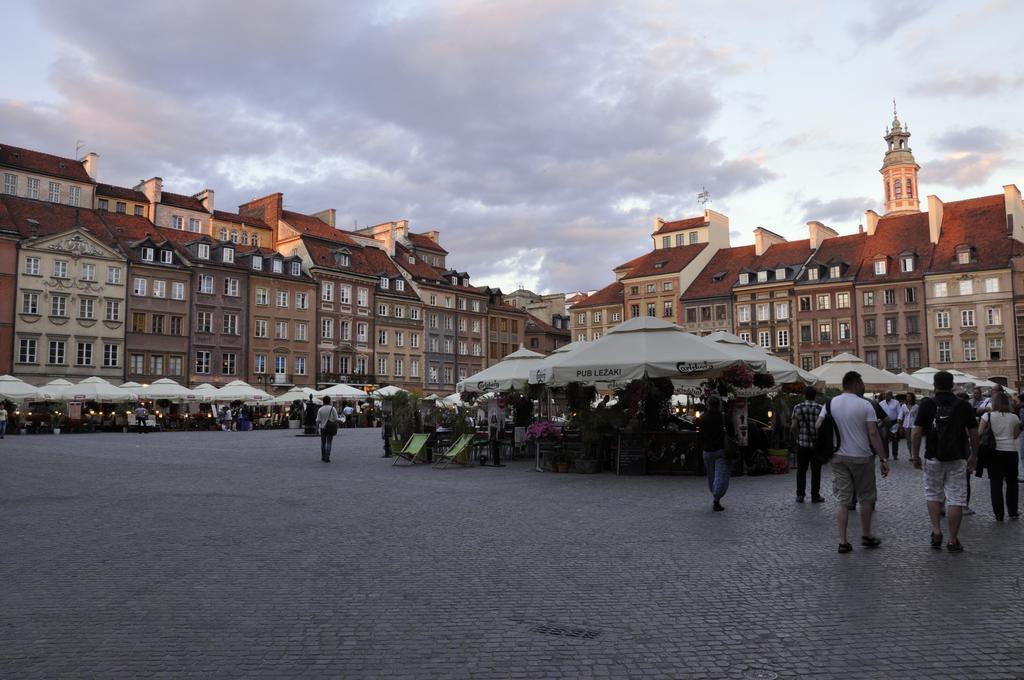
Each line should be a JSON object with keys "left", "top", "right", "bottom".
{"left": 4, "top": 0, "right": 1022, "bottom": 293}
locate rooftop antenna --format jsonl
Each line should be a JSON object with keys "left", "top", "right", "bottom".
{"left": 75, "top": 139, "right": 85, "bottom": 157}
{"left": 697, "top": 186, "right": 711, "bottom": 208}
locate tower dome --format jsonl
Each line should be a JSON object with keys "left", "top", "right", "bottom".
{"left": 880, "top": 102, "right": 920, "bottom": 215}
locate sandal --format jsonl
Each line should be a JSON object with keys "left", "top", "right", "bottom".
{"left": 947, "top": 540, "right": 964, "bottom": 552}
{"left": 861, "top": 536, "right": 882, "bottom": 548}
{"left": 838, "top": 542, "right": 853, "bottom": 554}
{"left": 930, "top": 532, "right": 943, "bottom": 549}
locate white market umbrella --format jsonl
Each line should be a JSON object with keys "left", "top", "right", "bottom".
{"left": 896, "top": 372, "right": 934, "bottom": 392}
{"left": 698, "top": 331, "right": 820, "bottom": 386}
{"left": 811, "top": 353, "right": 909, "bottom": 391}
{"left": 315, "top": 383, "right": 368, "bottom": 400}
{"left": 913, "top": 367, "right": 997, "bottom": 389}
{"left": 0, "top": 375, "right": 53, "bottom": 402}
{"left": 533, "top": 316, "right": 766, "bottom": 387}
{"left": 60, "top": 376, "right": 134, "bottom": 402}
{"left": 119, "top": 381, "right": 143, "bottom": 389}
{"left": 272, "top": 386, "right": 321, "bottom": 405}
{"left": 457, "top": 346, "right": 546, "bottom": 392}
{"left": 369, "top": 385, "right": 409, "bottom": 399}
{"left": 138, "top": 378, "right": 198, "bottom": 402}
{"left": 216, "top": 379, "right": 273, "bottom": 403}
{"left": 528, "top": 340, "right": 589, "bottom": 386}
{"left": 45, "top": 378, "right": 74, "bottom": 390}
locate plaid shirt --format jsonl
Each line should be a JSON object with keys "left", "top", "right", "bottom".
{"left": 791, "top": 400, "right": 823, "bottom": 448}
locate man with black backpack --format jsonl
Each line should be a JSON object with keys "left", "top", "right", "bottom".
{"left": 911, "top": 370, "right": 979, "bottom": 552}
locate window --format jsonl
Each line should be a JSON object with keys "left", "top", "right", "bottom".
{"left": 861, "top": 291, "right": 873, "bottom": 307}
{"left": 835, "top": 292, "right": 850, "bottom": 309}
{"left": 340, "top": 285, "right": 351, "bottom": 304}
{"left": 647, "top": 303, "right": 656, "bottom": 317}
{"left": 594, "top": 311, "right": 603, "bottom": 323}
{"left": 134, "top": 205, "right": 144, "bottom": 217}
{"left": 757, "top": 271, "right": 768, "bottom": 283}
{"left": 103, "top": 343, "right": 119, "bottom": 368}
{"left": 272, "top": 259, "right": 282, "bottom": 274}
{"left": 864, "top": 318, "right": 876, "bottom": 336}
{"left": 171, "top": 216, "right": 184, "bottom": 230}
{"left": 222, "top": 248, "right": 234, "bottom": 263}
{"left": 50, "top": 295, "right": 67, "bottom": 317}
{"left": 21, "top": 292, "right": 38, "bottom": 314}
{"left": 276, "top": 291, "right": 288, "bottom": 308}
{"left": 133, "top": 278, "right": 147, "bottom": 296}
{"left": 147, "top": 355, "right": 163, "bottom": 375}
{"left": 986, "top": 307, "right": 1002, "bottom": 326}
{"left": 663, "top": 281, "right": 674, "bottom": 291}
{"left": 255, "top": 320, "right": 268, "bottom": 338}
{"left": 663, "top": 301, "right": 673, "bottom": 318}
{"left": 777, "top": 329, "right": 790, "bottom": 347}
{"left": 294, "top": 356, "right": 306, "bottom": 375}
{"left": 171, "top": 282, "right": 185, "bottom": 300}
{"left": 132, "top": 312, "right": 146, "bottom": 333}
{"left": 886, "top": 350, "right": 900, "bottom": 370}
{"left": 963, "top": 339, "right": 977, "bottom": 362}
{"left": 661, "top": 236, "right": 670, "bottom": 248}
{"left": 894, "top": 179, "right": 903, "bottom": 199}
{"left": 883, "top": 289, "right": 896, "bottom": 305}
{"left": 291, "top": 262, "right": 301, "bottom": 276}
{"left": 827, "top": 265, "right": 842, "bottom": 279}
{"left": 378, "top": 303, "right": 389, "bottom": 317}
{"left": 321, "top": 282, "right": 334, "bottom": 302}
{"left": 170, "top": 316, "right": 182, "bottom": 335}
{"left": 105, "top": 300, "right": 120, "bottom": 321}
{"left": 739, "top": 332, "right": 751, "bottom": 343}
{"left": 807, "top": 268, "right": 819, "bottom": 281}
{"left": 18, "top": 338, "right": 37, "bottom": 364}
{"left": 186, "top": 218, "right": 200, "bottom": 233}
{"left": 933, "top": 282, "right": 948, "bottom": 298}
{"left": 838, "top": 321, "right": 851, "bottom": 340}
{"left": 873, "top": 260, "right": 886, "bottom": 276}
{"left": 295, "top": 322, "right": 307, "bottom": 341}
{"left": 685, "top": 307, "right": 697, "bottom": 323}
{"left": 222, "top": 353, "right": 236, "bottom": 375}
{"left": 153, "top": 280, "right": 166, "bottom": 298}
{"left": 341, "top": 321, "right": 351, "bottom": 340}
{"left": 224, "top": 313, "right": 240, "bottom": 336}
{"left": 738, "top": 273, "right": 749, "bottom": 285}
{"left": 116, "top": 201, "right": 126, "bottom": 214}
{"left": 379, "top": 329, "right": 388, "bottom": 345}
{"left": 320, "top": 319, "right": 333, "bottom": 339}
{"left": 775, "top": 268, "right": 787, "bottom": 280}
{"left": 81, "top": 263, "right": 96, "bottom": 281}
{"left": 141, "top": 247, "right": 154, "bottom": 262}
{"left": 865, "top": 350, "right": 879, "bottom": 368}
{"left": 48, "top": 181, "right": 61, "bottom": 202}
{"left": 907, "top": 348, "right": 921, "bottom": 369}
{"left": 53, "top": 260, "right": 68, "bottom": 278}
{"left": 990, "top": 338, "right": 1003, "bottom": 360}
{"left": 818, "top": 323, "right": 832, "bottom": 343}
{"left": 738, "top": 305, "right": 751, "bottom": 323}
{"left": 274, "top": 321, "right": 287, "bottom": 339}
{"left": 646, "top": 283, "right": 657, "bottom": 293}
{"left": 251, "top": 255, "right": 263, "bottom": 271}
{"left": 961, "top": 310, "right": 975, "bottom": 327}
{"left": 884, "top": 317, "right": 897, "bottom": 335}
{"left": 758, "top": 331, "right": 770, "bottom": 349}
{"left": 357, "top": 288, "right": 368, "bottom": 306}
{"left": 985, "top": 277, "right": 999, "bottom": 293}
{"left": 798, "top": 296, "right": 811, "bottom": 312}
{"left": 199, "top": 275, "right": 213, "bottom": 294}
{"left": 630, "top": 304, "right": 640, "bottom": 318}
{"left": 956, "top": 251, "right": 971, "bottom": 265}
{"left": 906, "top": 315, "right": 919, "bottom": 334}
{"left": 230, "top": 231, "right": 238, "bottom": 244}
{"left": 196, "top": 311, "right": 212, "bottom": 333}
{"left": 223, "top": 278, "right": 239, "bottom": 297}
{"left": 78, "top": 298, "right": 94, "bottom": 319}
{"left": 195, "top": 351, "right": 211, "bottom": 374}
{"left": 938, "top": 340, "right": 952, "bottom": 362}
{"left": 959, "top": 279, "right": 973, "bottom": 296}
{"left": 613, "top": 311, "right": 622, "bottom": 322}
{"left": 816, "top": 294, "right": 831, "bottom": 310}
{"left": 411, "top": 333, "right": 420, "bottom": 348}
{"left": 901, "top": 255, "right": 914, "bottom": 272}
{"left": 936, "top": 311, "right": 950, "bottom": 329}
{"left": 252, "top": 287, "right": 269, "bottom": 306}
{"left": 899, "top": 287, "right": 916, "bottom": 304}
{"left": 356, "top": 323, "right": 368, "bottom": 343}
{"left": 130, "top": 354, "right": 144, "bottom": 375}
{"left": 296, "top": 292, "right": 309, "bottom": 310}
{"left": 25, "top": 177, "right": 39, "bottom": 199}
{"left": 756, "top": 303, "right": 770, "bottom": 321}
{"left": 165, "top": 355, "right": 180, "bottom": 375}
{"left": 24, "top": 256, "right": 40, "bottom": 275}
{"left": 197, "top": 244, "right": 210, "bottom": 260}
{"left": 106, "top": 266, "right": 122, "bottom": 284}
{"left": 3, "top": 173, "right": 16, "bottom": 194}
{"left": 48, "top": 340, "right": 66, "bottom": 365}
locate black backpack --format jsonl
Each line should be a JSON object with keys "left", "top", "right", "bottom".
{"left": 814, "top": 399, "right": 840, "bottom": 462}
{"left": 929, "top": 398, "right": 962, "bottom": 461}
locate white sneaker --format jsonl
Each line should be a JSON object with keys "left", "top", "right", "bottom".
{"left": 963, "top": 507, "right": 976, "bottom": 516}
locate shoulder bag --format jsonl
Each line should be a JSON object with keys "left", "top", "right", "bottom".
{"left": 813, "top": 399, "right": 840, "bottom": 464}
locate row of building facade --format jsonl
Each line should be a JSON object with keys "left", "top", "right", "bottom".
{"left": 0, "top": 143, "right": 569, "bottom": 393}
{"left": 570, "top": 112, "right": 1024, "bottom": 388}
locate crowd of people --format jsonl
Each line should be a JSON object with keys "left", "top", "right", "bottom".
{"left": 701, "top": 371, "right": 1022, "bottom": 553}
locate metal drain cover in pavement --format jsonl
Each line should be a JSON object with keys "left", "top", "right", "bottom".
{"left": 743, "top": 671, "right": 778, "bottom": 680}
{"left": 529, "top": 623, "right": 605, "bottom": 640}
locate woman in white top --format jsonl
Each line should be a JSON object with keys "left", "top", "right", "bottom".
{"left": 979, "top": 391, "right": 1021, "bottom": 521}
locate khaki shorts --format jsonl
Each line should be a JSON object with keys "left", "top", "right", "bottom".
{"left": 832, "top": 455, "right": 877, "bottom": 506}
{"left": 924, "top": 458, "right": 968, "bottom": 506}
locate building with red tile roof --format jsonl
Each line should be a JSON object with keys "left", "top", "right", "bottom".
{"left": 1, "top": 142, "right": 98, "bottom": 210}
{"left": 95, "top": 183, "right": 150, "bottom": 219}
{"left": 568, "top": 281, "right": 624, "bottom": 342}
{"left": 482, "top": 288, "right": 530, "bottom": 362}
{"left": 679, "top": 244, "right": 757, "bottom": 336}
{"left": 133, "top": 177, "right": 214, "bottom": 235}
{"left": 525, "top": 313, "right": 571, "bottom": 354}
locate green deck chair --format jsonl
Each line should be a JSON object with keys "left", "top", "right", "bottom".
{"left": 432, "top": 433, "right": 475, "bottom": 469}
{"left": 392, "top": 433, "right": 431, "bottom": 466}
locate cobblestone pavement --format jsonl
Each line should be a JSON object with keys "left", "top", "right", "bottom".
{"left": 2, "top": 429, "right": 1023, "bottom": 679}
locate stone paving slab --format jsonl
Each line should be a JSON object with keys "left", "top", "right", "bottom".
{"left": 2, "top": 429, "right": 1023, "bottom": 679}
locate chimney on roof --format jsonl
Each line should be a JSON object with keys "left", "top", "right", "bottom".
{"left": 425, "top": 229, "right": 440, "bottom": 243}
{"left": 927, "top": 195, "right": 944, "bottom": 244}
{"left": 395, "top": 219, "right": 409, "bottom": 238}
{"left": 653, "top": 216, "right": 665, "bottom": 233}
{"left": 312, "top": 208, "right": 336, "bottom": 227}
{"left": 858, "top": 224, "right": 864, "bottom": 233}
{"left": 80, "top": 152, "right": 99, "bottom": 181}
{"left": 807, "top": 220, "right": 838, "bottom": 249}
{"left": 753, "top": 227, "right": 786, "bottom": 256}
{"left": 195, "top": 188, "right": 215, "bottom": 213}
{"left": 1004, "top": 184, "right": 1024, "bottom": 243}
{"left": 864, "top": 209, "right": 881, "bottom": 236}
{"left": 136, "top": 177, "right": 162, "bottom": 205}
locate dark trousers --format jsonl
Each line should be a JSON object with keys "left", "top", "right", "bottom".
{"left": 320, "top": 432, "right": 334, "bottom": 460}
{"left": 136, "top": 417, "right": 147, "bottom": 433}
{"left": 988, "top": 450, "right": 1019, "bottom": 519}
{"left": 889, "top": 431, "right": 900, "bottom": 459}
{"left": 795, "top": 446, "right": 822, "bottom": 498}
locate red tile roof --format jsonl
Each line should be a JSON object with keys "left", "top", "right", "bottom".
{"left": 571, "top": 281, "right": 624, "bottom": 309}
{"left": 654, "top": 215, "right": 705, "bottom": 235}
{"left": 407, "top": 231, "right": 448, "bottom": 254}
{"left": 798, "top": 233, "right": 865, "bottom": 284}
{"left": 613, "top": 252, "right": 648, "bottom": 273}
{"left": 620, "top": 243, "right": 708, "bottom": 279}
{"left": 0, "top": 144, "right": 93, "bottom": 183}
{"left": 749, "top": 238, "right": 812, "bottom": 272}
{"left": 96, "top": 183, "right": 148, "bottom": 202}
{"left": 526, "top": 313, "right": 570, "bottom": 337}
{"left": 283, "top": 210, "right": 359, "bottom": 245}
{"left": 160, "top": 191, "right": 207, "bottom": 212}
{"left": 0, "top": 195, "right": 111, "bottom": 243}
{"left": 213, "top": 209, "right": 271, "bottom": 229}
{"left": 680, "top": 245, "right": 757, "bottom": 301}
{"left": 395, "top": 243, "right": 444, "bottom": 282}
{"left": 928, "top": 194, "right": 1020, "bottom": 273}
{"left": 855, "top": 211, "right": 933, "bottom": 283}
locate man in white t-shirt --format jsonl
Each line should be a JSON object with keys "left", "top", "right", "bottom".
{"left": 817, "top": 370, "right": 889, "bottom": 553}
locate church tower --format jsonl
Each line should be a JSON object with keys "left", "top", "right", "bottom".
{"left": 880, "top": 104, "right": 920, "bottom": 215}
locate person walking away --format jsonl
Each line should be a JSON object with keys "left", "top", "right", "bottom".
{"left": 0, "top": 403, "right": 8, "bottom": 438}
{"left": 978, "top": 391, "right": 1020, "bottom": 521}
{"left": 1017, "top": 393, "right": 1024, "bottom": 483}
{"left": 134, "top": 404, "right": 148, "bottom": 433}
{"left": 700, "top": 396, "right": 731, "bottom": 512}
{"left": 816, "top": 371, "right": 889, "bottom": 553}
{"left": 911, "top": 371, "right": 979, "bottom": 552}
{"left": 317, "top": 396, "right": 340, "bottom": 462}
{"left": 902, "top": 394, "right": 917, "bottom": 459}
{"left": 790, "top": 386, "right": 824, "bottom": 503}
{"left": 343, "top": 403, "right": 355, "bottom": 428}
{"left": 880, "top": 392, "right": 902, "bottom": 461}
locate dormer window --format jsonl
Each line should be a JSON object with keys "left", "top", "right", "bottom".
{"left": 653, "top": 261, "right": 665, "bottom": 269}
{"left": 807, "top": 268, "right": 819, "bottom": 281}
{"left": 901, "top": 255, "right": 915, "bottom": 272}
{"left": 739, "top": 272, "right": 750, "bottom": 285}
{"left": 272, "top": 259, "right": 283, "bottom": 273}
{"left": 775, "top": 268, "right": 786, "bottom": 280}
{"left": 141, "top": 247, "right": 154, "bottom": 262}
{"left": 955, "top": 246, "right": 974, "bottom": 265}
{"left": 380, "top": 276, "right": 389, "bottom": 289}
{"left": 160, "top": 250, "right": 173, "bottom": 264}
{"left": 252, "top": 255, "right": 263, "bottom": 270}
{"left": 451, "top": 276, "right": 458, "bottom": 285}
{"left": 222, "top": 248, "right": 234, "bottom": 263}
{"left": 336, "top": 249, "right": 351, "bottom": 267}
{"left": 689, "top": 231, "right": 698, "bottom": 245}
{"left": 829, "top": 265, "right": 841, "bottom": 279}
{"left": 873, "top": 260, "right": 886, "bottom": 275}
{"left": 408, "top": 255, "right": 416, "bottom": 265}
{"left": 290, "top": 262, "right": 301, "bottom": 276}
{"left": 197, "top": 243, "right": 210, "bottom": 260}
{"left": 712, "top": 271, "right": 727, "bottom": 282}
{"left": 396, "top": 279, "right": 405, "bottom": 291}
{"left": 757, "top": 270, "right": 768, "bottom": 282}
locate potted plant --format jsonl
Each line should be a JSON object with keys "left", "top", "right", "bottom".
{"left": 288, "top": 401, "right": 302, "bottom": 429}
{"left": 526, "top": 419, "right": 564, "bottom": 470}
